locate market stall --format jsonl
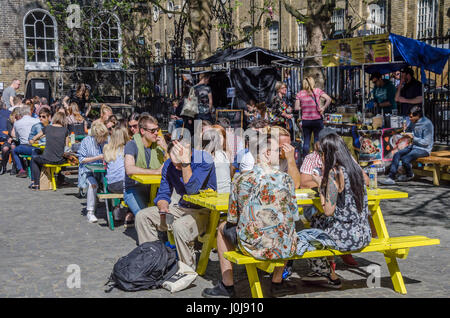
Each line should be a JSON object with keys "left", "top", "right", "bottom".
{"left": 190, "top": 46, "right": 301, "bottom": 119}
{"left": 320, "top": 33, "right": 450, "bottom": 169}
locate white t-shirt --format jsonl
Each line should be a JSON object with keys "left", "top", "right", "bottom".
{"left": 13, "top": 115, "right": 40, "bottom": 145}
{"left": 214, "top": 150, "right": 232, "bottom": 193}
{"left": 239, "top": 151, "right": 255, "bottom": 172}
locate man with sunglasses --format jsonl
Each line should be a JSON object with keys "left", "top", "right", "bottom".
{"left": 369, "top": 72, "right": 397, "bottom": 114}
{"left": 135, "top": 138, "right": 217, "bottom": 270}
{"left": 124, "top": 115, "right": 169, "bottom": 219}
{"left": 380, "top": 106, "right": 433, "bottom": 185}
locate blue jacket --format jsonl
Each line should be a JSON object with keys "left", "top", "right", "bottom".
{"left": 154, "top": 149, "right": 217, "bottom": 208}
{"left": 406, "top": 116, "right": 434, "bottom": 154}
{"left": 296, "top": 229, "right": 337, "bottom": 256}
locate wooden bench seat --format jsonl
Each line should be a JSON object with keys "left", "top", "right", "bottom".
{"left": 414, "top": 152, "right": 450, "bottom": 186}
{"left": 97, "top": 193, "right": 124, "bottom": 230}
{"left": 224, "top": 235, "right": 440, "bottom": 298}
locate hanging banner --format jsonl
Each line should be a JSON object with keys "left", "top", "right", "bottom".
{"left": 322, "top": 33, "right": 391, "bottom": 67}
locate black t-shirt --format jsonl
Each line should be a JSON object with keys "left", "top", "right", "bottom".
{"left": 399, "top": 79, "right": 422, "bottom": 116}
{"left": 70, "top": 91, "right": 90, "bottom": 114}
{"left": 42, "top": 126, "right": 69, "bottom": 162}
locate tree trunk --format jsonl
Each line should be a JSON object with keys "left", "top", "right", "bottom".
{"left": 303, "top": 1, "right": 332, "bottom": 90}
{"left": 188, "top": 0, "right": 212, "bottom": 61}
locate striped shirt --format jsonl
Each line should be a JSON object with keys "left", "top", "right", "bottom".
{"left": 296, "top": 88, "right": 324, "bottom": 121}
{"left": 300, "top": 151, "right": 322, "bottom": 175}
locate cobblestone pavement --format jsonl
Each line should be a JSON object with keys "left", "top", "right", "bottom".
{"left": 0, "top": 171, "right": 448, "bottom": 298}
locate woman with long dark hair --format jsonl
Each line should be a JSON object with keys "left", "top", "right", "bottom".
{"left": 301, "top": 133, "right": 371, "bottom": 289}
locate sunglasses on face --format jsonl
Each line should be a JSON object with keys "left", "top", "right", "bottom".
{"left": 130, "top": 124, "right": 138, "bottom": 129}
{"left": 142, "top": 127, "right": 159, "bottom": 134}
{"left": 39, "top": 115, "right": 47, "bottom": 119}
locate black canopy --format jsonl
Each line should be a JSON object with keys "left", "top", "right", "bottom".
{"left": 191, "top": 47, "right": 300, "bottom": 67}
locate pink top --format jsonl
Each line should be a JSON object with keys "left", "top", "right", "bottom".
{"left": 296, "top": 88, "right": 324, "bottom": 120}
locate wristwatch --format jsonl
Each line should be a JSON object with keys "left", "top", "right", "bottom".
{"left": 181, "top": 163, "right": 190, "bottom": 168}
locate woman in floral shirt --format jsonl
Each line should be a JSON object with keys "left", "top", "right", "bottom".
{"left": 269, "top": 81, "right": 292, "bottom": 128}
{"left": 202, "top": 135, "right": 299, "bottom": 298}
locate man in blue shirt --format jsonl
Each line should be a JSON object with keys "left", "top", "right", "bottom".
{"left": 380, "top": 106, "right": 433, "bottom": 185}
{"left": 135, "top": 139, "right": 217, "bottom": 269}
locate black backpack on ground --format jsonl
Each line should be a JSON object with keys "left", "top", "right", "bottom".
{"left": 105, "top": 241, "right": 179, "bottom": 292}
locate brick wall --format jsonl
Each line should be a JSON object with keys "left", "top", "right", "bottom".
{"left": 0, "top": 0, "right": 51, "bottom": 94}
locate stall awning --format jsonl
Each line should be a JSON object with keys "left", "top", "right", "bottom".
{"left": 364, "top": 33, "right": 450, "bottom": 82}
{"left": 191, "top": 47, "right": 300, "bottom": 67}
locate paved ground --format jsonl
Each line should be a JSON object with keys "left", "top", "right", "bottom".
{"left": 0, "top": 169, "right": 448, "bottom": 299}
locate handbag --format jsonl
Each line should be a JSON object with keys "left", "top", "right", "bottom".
{"left": 180, "top": 87, "right": 199, "bottom": 118}
{"left": 161, "top": 261, "right": 198, "bottom": 293}
{"left": 39, "top": 167, "right": 52, "bottom": 191}
{"left": 306, "top": 78, "right": 323, "bottom": 119}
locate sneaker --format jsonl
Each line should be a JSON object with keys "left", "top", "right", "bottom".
{"left": 340, "top": 254, "right": 359, "bottom": 267}
{"left": 87, "top": 211, "right": 98, "bottom": 223}
{"left": 282, "top": 265, "right": 293, "bottom": 279}
{"left": 397, "top": 174, "right": 414, "bottom": 182}
{"left": 16, "top": 169, "right": 27, "bottom": 178}
{"left": 202, "top": 281, "right": 234, "bottom": 298}
{"left": 301, "top": 272, "right": 329, "bottom": 283}
{"left": 270, "top": 281, "right": 297, "bottom": 297}
{"left": 318, "top": 275, "right": 342, "bottom": 289}
{"left": 302, "top": 272, "right": 342, "bottom": 289}
{"left": 379, "top": 177, "right": 396, "bottom": 185}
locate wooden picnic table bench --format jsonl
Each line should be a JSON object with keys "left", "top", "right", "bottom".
{"left": 413, "top": 150, "right": 450, "bottom": 186}
{"left": 183, "top": 188, "right": 440, "bottom": 297}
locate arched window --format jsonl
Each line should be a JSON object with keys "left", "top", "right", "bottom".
{"left": 90, "top": 12, "right": 122, "bottom": 68}
{"left": 417, "top": 0, "right": 437, "bottom": 39}
{"left": 23, "top": 9, "right": 59, "bottom": 70}
{"left": 368, "top": 3, "right": 386, "bottom": 35}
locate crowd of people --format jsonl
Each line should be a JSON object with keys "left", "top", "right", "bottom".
{"left": 0, "top": 72, "right": 435, "bottom": 298}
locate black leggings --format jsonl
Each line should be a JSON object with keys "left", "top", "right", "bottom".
{"left": 31, "top": 155, "right": 65, "bottom": 186}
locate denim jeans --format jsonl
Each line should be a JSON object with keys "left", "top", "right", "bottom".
{"left": 12, "top": 144, "right": 37, "bottom": 171}
{"left": 389, "top": 145, "right": 429, "bottom": 179}
{"left": 124, "top": 186, "right": 150, "bottom": 215}
{"left": 301, "top": 119, "right": 324, "bottom": 158}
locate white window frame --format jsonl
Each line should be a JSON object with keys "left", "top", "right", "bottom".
{"left": 153, "top": 5, "right": 160, "bottom": 22}
{"left": 23, "top": 9, "right": 59, "bottom": 71}
{"left": 90, "top": 12, "right": 123, "bottom": 69}
{"left": 417, "top": 0, "right": 437, "bottom": 39}
{"left": 167, "top": 1, "right": 174, "bottom": 19}
{"left": 368, "top": 3, "right": 386, "bottom": 35}
{"left": 297, "top": 23, "right": 307, "bottom": 48}
{"left": 331, "top": 8, "right": 345, "bottom": 33}
{"left": 269, "top": 21, "right": 279, "bottom": 51}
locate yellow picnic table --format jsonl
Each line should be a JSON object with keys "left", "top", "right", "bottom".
{"left": 183, "top": 188, "right": 409, "bottom": 277}
{"left": 32, "top": 143, "right": 45, "bottom": 150}
{"left": 130, "top": 174, "right": 162, "bottom": 206}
